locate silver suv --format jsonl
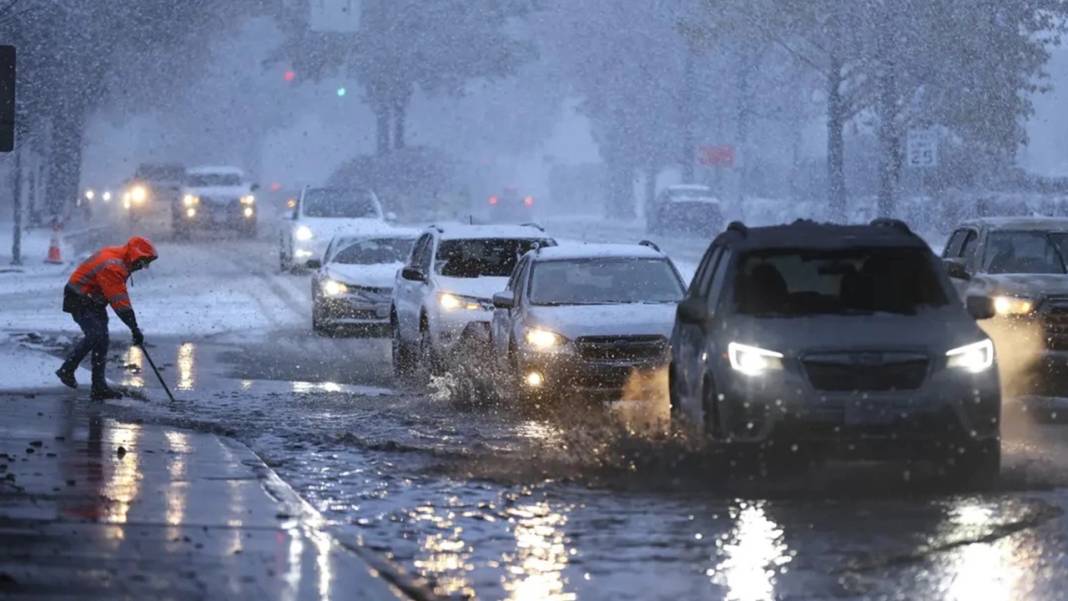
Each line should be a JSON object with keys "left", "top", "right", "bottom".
{"left": 670, "top": 220, "right": 1001, "bottom": 481}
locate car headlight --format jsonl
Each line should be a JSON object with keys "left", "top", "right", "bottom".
{"left": 439, "top": 292, "right": 485, "bottom": 311}
{"left": 295, "top": 225, "right": 314, "bottom": 241}
{"left": 728, "top": 342, "right": 784, "bottom": 377}
{"left": 946, "top": 339, "right": 994, "bottom": 373}
{"left": 129, "top": 185, "right": 147, "bottom": 203}
{"left": 993, "top": 295, "right": 1034, "bottom": 316}
{"left": 321, "top": 279, "right": 348, "bottom": 297}
{"left": 525, "top": 328, "right": 565, "bottom": 350}
{"left": 182, "top": 194, "right": 199, "bottom": 207}
{"left": 240, "top": 194, "right": 255, "bottom": 205}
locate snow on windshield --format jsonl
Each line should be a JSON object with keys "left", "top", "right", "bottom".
{"left": 529, "top": 259, "right": 684, "bottom": 305}
{"left": 984, "top": 231, "right": 1068, "bottom": 274}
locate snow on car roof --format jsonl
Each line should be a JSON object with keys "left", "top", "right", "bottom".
{"left": 330, "top": 227, "right": 420, "bottom": 244}
{"left": 430, "top": 223, "right": 551, "bottom": 240}
{"left": 961, "top": 216, "right": 1068, "bottom": 231}
{"left": 187, "top": 165, "right": 245, "bottom": 175}
{"left": 723, "top": 221, "right": 929, "bottom": 250}
{"left": 667, "top": 184, "right": 712, "bottom": 192}
{"left": 533, "top": 242, "right": 666, "bottom": 261}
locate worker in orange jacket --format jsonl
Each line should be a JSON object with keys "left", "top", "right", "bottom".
{"left": 56, "top": 236, "right": 158, "bottom": 400}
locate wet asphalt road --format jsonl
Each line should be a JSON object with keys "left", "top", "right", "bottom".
{"left": 25, "top": 236, "right": 1068, "bottom": 600}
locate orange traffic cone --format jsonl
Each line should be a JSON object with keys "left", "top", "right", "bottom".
{"left": 45, "top": 222, "right": 63, "bottom": 264}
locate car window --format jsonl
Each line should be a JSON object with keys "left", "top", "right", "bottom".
{"left": 331, "top": 238, "right": 415, "bottom": 265}
{"left": 943, "top": 230, "right": 967, "bottom": 258}
{"left": 417, "top": 235, "right": 435, "bottom": 273}
{"left": 960, "top": 231, "right": 979, "bottom": 261}
{"left": 690, "top": 247, "right": 721, "bottom": 296}
{"left": 434, "top": 238, "right": 547, "bottom": 278}
{"left": 409, "top": 234, "right": 431, "bottom": 269}
{"left": 187, "top": 172, "right": 242, "bottom": 186}
{"left": 528, "top": 258, "right": 685, "bottom": 305}
{"left": 506, "top": 256, "right": 527, "bottom": 291}
{"left": 512, "top": 257, "right": 531, "bottom": 303}
{"left": 705, "top": 249, "right": 733, "bottom": 312}
{"left": 733, "top": 247, "right": 949, "bottom": 316}
{"left": 982, "top": 230, "right": 1068, "bottom": 274}
{"left": 302, "top": 188, "right": 379, "bottom": 218}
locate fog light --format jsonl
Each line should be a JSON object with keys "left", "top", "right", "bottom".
{"left": 243, "top": 207, "right": 254, "bottom": 218}
{"left": 185, "top": 207, "right": 197, "bottom": 218}
{"left": 525, "top": 371, "right": 544, "bottom": 388}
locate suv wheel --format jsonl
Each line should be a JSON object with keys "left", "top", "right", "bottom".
{"left": 419, "top": 325, "right": 443, "bottom": 378}
{"left": 391, "top": 313, "right": 414, "bottom": 379}
{"left": 949, "top": 439, "right": 1001, "bottom": 486}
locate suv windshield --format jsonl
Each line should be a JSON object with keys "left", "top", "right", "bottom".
{"left": 983, "top": 230, "right": 1068, "bottom": 274}
{"left": 135, "top": 164, "right": 185, "bottom": 182}
{"left": 331, "top": 238, "right": 414, "bottom": 265}
{"left": 734, "top": 247, "right": 949, "bottom": 316}
{"left": 435, "top": 238, "right": 546, "bottom": 278}
{"left": 303, "top": 189, "right": 379, "bottom": 218}
{"left": 529, "top": 258, "right": 684, "bottom": 305}
{"left": 187, "top": 173, "right": 242, "bottom": 187}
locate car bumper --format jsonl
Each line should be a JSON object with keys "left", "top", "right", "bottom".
{"left": 518, "top": 349, "right": 670, "bottom": 399}
{"left": 316, "top": 296, "right": 391, "bottom": 325}
{"left": 714, "top": 365, "right": 1000, "bottom": 450}
{"left": 180, "top": 204, "right": 255, "bottom": 227}
{"left": 430, "top": 307, "right": 494, "bottom": 351}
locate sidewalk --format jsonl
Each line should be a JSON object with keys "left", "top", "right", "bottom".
{"left": 0, "top": 393, "right": 407, "bottom": 600}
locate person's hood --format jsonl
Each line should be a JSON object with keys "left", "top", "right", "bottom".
{"left": 322, "top": 262, "right": 401, "bottom": 289}
{"left": 525, "top": 302, "right": 678, "bottom": 339}
{"left": 974, "top": 273, "right": 1068, "bottom": 299}
{"left": 723, "top": 309, "right": 984, "bottom": 357}
{"left": 123, "top": 236, "right": 158, "bottom": 267}
{"left": 434, "top": 275, "right": 509, "bottom": 301}
{"left": 182, "top": 184, "right": 251, "bottom": 198}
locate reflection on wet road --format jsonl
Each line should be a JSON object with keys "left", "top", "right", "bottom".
{"left": 72, "top": 270, "right": 1068, "bottom": 601}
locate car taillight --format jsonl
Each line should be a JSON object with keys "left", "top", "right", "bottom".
{"left": 488, "top": 196, "right": 498, "bottom": 205}
{"left": 523, "top": 195, "right": 535, "bottom": 207}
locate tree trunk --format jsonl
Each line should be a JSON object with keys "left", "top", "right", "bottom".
{"left": 643, "top": 163, "right": 658, "bottom": 221}
{"left": 10, "top": 146, "right": 22, "bottom": 266}
{"left": 46, "top": 110, "right": 85, "bottom": 222}
{"left": 392, "top": 96, "right": 407, "bottom": 151}
{"left": 680, "top": 45, "right": 696, "bottom": 183}
{"left": 875, "top": 14, "right": 900, "bottom": 218}
{"left": 605, "top": 153, "right": 636, "bottom": 220}
{"left": 375, "top": 103, "right": 391, "bottom": 156}
{"left": 827, "top": 53, "right": 847, "bottom": 221}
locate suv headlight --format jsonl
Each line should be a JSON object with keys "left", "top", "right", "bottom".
{"left": 728, "top": 342, "right": 784, "bottom": 377}
{"left": 240, "top": 194, "right": 255, "bottom": 205}
{"left": 439, "top": 292, "right": 488, "bottom": 311}
{"left": 993, "top": 295, "right": 1034, "bottom": 316}
{"left": 525, "top": 327, "right": 566, "bottom": 350}
{"left": 946, "top": 339, "right": 994, "bottom": 373}
{"left": 295, "top": 225, "right": 314, "bottom": 241}
{"left": 182, "top": 194, "right": 199, "bottom": 207}
{"left": 321, "top": 279, "right": 348, "bottom": 297}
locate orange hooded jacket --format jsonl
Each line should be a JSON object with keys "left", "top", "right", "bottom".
{"left": 64, "top": 237, "right": 158, "bottom": 317}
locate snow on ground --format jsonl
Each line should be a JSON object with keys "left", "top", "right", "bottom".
{"left": 0, "top": 333, "right": 91, "bottom": 392}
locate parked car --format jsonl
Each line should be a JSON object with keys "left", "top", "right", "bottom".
{"left": 646, "top": 184, "right": 724, "bottom": 236}
{"left": 391, "top": 224, "right": 556, "bottom": 378}
{"left": 280, "top": 187, "right": 387, "bottom": 271}
{"left": 489, "top": 242, "right": 686, "bottom": 402}
{"left": 175, "top": 166, "right": 258, "bottom": 237}
{"left": 670, "top": 219, "right": 1001, "bottom": 481}
{"left": 310, "top": 230, "right": 418, "bottom": 336}
{"left": 942, "top": 217, "right": 1068, "bottom": 412}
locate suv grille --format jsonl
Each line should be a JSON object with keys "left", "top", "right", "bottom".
{"left": 1043, "top": 298, "right": 1068, "bottom": 350}
{"left": 575, "top": 335, "right": 667, "bottom": 362}
{"left": 802, "top": 352, "right": 928, "bottom": 392}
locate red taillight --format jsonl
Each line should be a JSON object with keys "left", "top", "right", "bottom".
{"left": 488, "top": 196, "right": 499, "bottom": 205}
{"left": 523, "top": 195, "right": 535, "bottom": 207}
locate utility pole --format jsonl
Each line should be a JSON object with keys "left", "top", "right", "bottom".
{"left": 11, "top": 146, "right": 21, "bottom": 265}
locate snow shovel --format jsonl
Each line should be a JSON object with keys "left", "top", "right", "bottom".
{"left": 139, "top": 344, "right": 177, "bottom": 403}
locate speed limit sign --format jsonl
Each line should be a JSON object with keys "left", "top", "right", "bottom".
{"left": 907, "top": 128, "right": 938, "bottom": 168}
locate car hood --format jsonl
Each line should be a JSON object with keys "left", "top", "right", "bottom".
{"left": 184, "top": 185, "right": 250, "bottom": 197}
{"left": 296, "top": 217, "right": 386, "bottom": 240}
{"left": 435, "top": 275, "right": 509, "bottom": 301}
{"left": 724, "top": 309, "right": 984, "bottom": 356}
{"left": 323, "top": 262, "right": 401, "bottom": 289}
{"left": 975, "top": 273, "right": 1068, "bottom": 299}
{"left": 527, "top": 303, "right": 677, "bottom": 339}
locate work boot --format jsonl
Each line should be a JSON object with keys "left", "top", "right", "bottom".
{"left": 90, "top": 386, "right": 123, "bottom": 402}
{"left": 55, "top": 368, "right": 78, "bottom": 389}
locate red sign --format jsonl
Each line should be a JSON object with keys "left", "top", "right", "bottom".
{"left": 698, "top": 145, "right": 735, "bottom": 168}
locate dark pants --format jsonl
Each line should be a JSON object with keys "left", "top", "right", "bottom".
{"left": 61, "top": 304, "right": 109, "bottom": 389}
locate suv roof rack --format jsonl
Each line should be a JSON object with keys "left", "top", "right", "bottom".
{"left": 638, "top": 240, "right": 662, "bottom": 252}
{"left": 870, "top": 218, "right": 912, "bottom": 234}
{"left": 727, "top": 221, "right": 748, "bottom": 236}
{"left": 520, "top": 222, "right": 545, "bottom": 232}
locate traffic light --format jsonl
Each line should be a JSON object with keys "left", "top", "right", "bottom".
{"left": 0, "top": 45, "right": 14, "bottom": 152}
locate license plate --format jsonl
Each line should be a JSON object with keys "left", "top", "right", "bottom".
{"left": 844, "top": 402, "right": 895, "bottom": 426}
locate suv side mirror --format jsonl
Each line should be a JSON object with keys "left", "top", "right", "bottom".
{"left": 402, "top": 266, "right": 426, "bottom": 282}
{"left": 306, "top": 259, "right": 322, "bottom": 270}
{"left": 676, "top": 297, "right": 709, "bottom": 324}
{"left": 493, "top": 291, "right": 515, "bottom": 309}
{"left": 966, "top": 296, "right": 996, "bottom": 320}
{"left": 944, "top": 258, "right": 971, "bottom": 280}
